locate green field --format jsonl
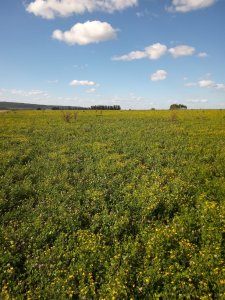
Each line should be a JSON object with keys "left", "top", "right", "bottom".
{"left": 1, "top": 110, "right": 225, "bottom": 299}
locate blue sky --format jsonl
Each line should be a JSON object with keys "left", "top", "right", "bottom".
{"left": 0, "top": 0, "right": 225, "bottom": 109}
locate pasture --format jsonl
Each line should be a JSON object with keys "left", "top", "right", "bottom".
{"left": 0, "top": 109, "right": 225, "bottom": 299}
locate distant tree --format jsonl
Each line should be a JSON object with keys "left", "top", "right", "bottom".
{"left": 170, "top": 104, "right": 187, "bottom": 110}
{"left": 91, "top": 105, "right": 121, "bottom": 110}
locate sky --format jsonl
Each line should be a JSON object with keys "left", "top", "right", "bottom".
{"left": 0, "top": 0, "right": 225, "bottom": 109}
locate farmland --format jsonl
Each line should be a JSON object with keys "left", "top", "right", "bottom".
{"left": 0, "top": 109, "right": 225, "bottom": 299}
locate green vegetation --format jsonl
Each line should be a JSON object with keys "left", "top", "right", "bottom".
{"left": 0, "top": 109, "right": 225, "bottom": 299}
{"left": 0, "top": 102, "right": 121, "bottom": 111}
{"left": 170, "top": 104, "right": 187, "bottom": 110}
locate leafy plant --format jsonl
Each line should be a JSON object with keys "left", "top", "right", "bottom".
{"left": 0, "top": 109, "right": 225, "bottom": 298}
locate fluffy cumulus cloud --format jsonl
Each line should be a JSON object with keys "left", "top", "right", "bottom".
{"left": 198, "top": 79, "right": 214, "bottom": 88}
{"left": 52, "top": 21, "right": 117, "bottom": 45}
{"left": 112, "top": 51, "right": 147, "bottom": 61}
{"left": 26, "top": 0, "right": 137, "bottom": 19}
{"left": 167, "top": 0, "right": 216, "bottom": 13}
{"left": 151, "top": 70, "right": 167, "bottom": 81}
{"left": 186, "top": 79, "right": 225, "bottom": 91}
{"left": 112, "top": 43, "right": 167, "bottom": 61}
{"left": 215, "top": 83, "right": 225, "bottom": 91}
{"left": 198, "top": 80, "right": 225, "bottom": 91}
{"left": 70, "top": 80, "right": 96, "bottom": 86}
{"left": 168, "top": 45, "right": 195, "bottom": 58}
{"left": 113, "top": 43, "right": 198, "bottom": 61}
{"left": 145, "top": 43, "right": 167, "bottom": 60}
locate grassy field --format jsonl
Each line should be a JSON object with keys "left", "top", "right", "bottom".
{"left": 0, "top": 109, "right": 225, "bottom": 299}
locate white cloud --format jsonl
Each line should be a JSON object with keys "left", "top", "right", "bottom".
{"left": 185, "top": 74, "right": 225, "bottom": 91}
{"left": 199, "top": 79, "right": 225, "bottom": 91}
{"left": 215, "top": 83, "right": 225, "bottom": 91}
{"left": 145, "top": 43, "right": 167, "bottom": 59}
{"left": 52, "top": 21, "right": 117, "bottom": 45}
{"left": 112, "top": 50, "right": 146, "bottom": 61}
{"left": 0, "top": 88, "right": 50, "bottom": 103}
{"left": 198, "top": 79, "right": 214, "bottom": 88}
{"left": 188, "top": 98, "right": 208, "bottom": 103}
{"left": 136, "top": 9, "right": 158, "bottom": 18}
{"left": 151, "top": 70, "right": 167, "bottom": 81}
{"left": 70, "top": 80, "right": 96, "bottom": 86}
{"left": 136, "top": 11, "right": 145, "bottom": 17}
{"left": 187, "top": 79, "right": 225, "bottom": 91}
{"left": 113, "top": 43, "right": 197, "bottom": 61}
{"left": 10, "top": 89, "right": 49, "bottom": 97}
{"left": 26, "top": 0, "right": 137, "bottom": 19}
{"left": 86, "top": 88, "right": 97, "bottom": 93}
{"left": 167, "top": 0, "right": 216, "bottom": 13}
{"left": 168, "top": 45, "right": 195, "bottom": 58}
{"left": 112, "top": 43, "right": 167, "bottom": 61}
{"left": 198, "top": 52, "right": 208, "bottom": 58}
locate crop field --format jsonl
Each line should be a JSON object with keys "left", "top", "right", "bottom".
{"left": 0, "top": 109, "right": 225, "bottom": 299}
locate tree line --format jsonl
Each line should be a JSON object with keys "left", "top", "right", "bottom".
{"left": 170, "top": 104, "right": 187, "bottom": 110}
{"left": 51, "top": 105, "right": 121, "bottom": 110}
{"left": 90, "top": 105, "right": 121, "bottom": 110}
